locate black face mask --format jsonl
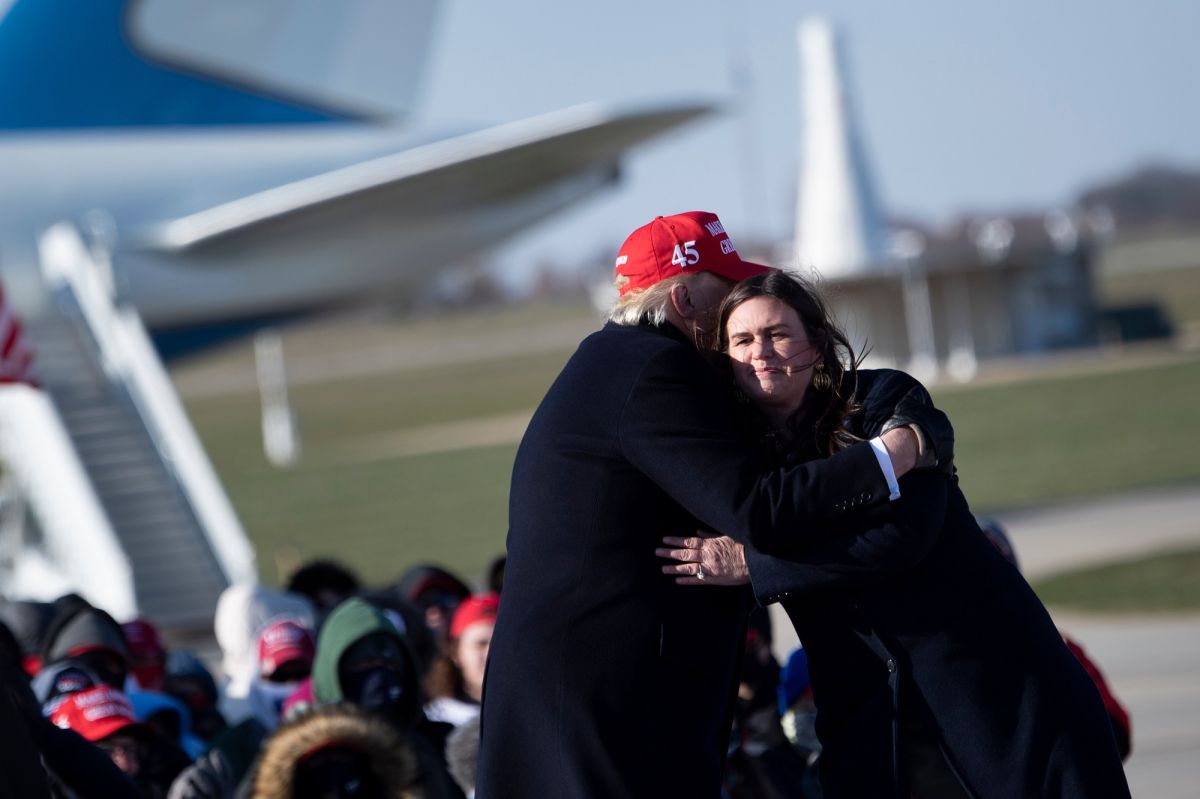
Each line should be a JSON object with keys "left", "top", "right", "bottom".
{"left": 341, "top": 666, "right": 417, "bottom": 728}
{"left": 295, "top": 747, "right": 384, "bottom": 799}
{"left": 68, "top": 651, "right": 127, "bottom": 691}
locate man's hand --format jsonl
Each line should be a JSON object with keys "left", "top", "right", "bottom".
{"left": 880, "top": 425, "right": 919, "bottom": 479}
{"left": 880, "top": 385, "right": 955, "bottom": 473}
{"left": 656, "top": 533, "right": 750, "bottom": 586}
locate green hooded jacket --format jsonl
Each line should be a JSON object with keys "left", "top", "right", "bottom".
{"left": 311, "top": 598, "right": 412, "bottom": 704}
{"left": 311, "top": 598, "right": 460, "bottom": 797}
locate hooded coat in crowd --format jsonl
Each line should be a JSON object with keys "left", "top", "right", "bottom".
{"left": 251, "top": 706, "right": 418, "bottom": 799}
{"left": 312, "top": 598, "right": 419, "bottom": 712}
{"left": 313, "top": 598, "right": 462, "bottom": 798}
{"left": 39, "top": 598, "right": 131, "bottom": 687}
{"left": 214, "top": 584, "right": 314, "bottom": 722}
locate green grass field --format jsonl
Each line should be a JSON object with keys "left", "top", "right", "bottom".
{"left": 184, "top": 353, "right": 571, "bottom": 586}
{"left": 178, "top": 307, "right": 1200, "bottom": 589}
{"left": 938, "top": 355, "right": 1200, "bottom": 511}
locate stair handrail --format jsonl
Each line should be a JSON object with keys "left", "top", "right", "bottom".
{"left": 0, "top": 384, "right": 137, "bottom": 617}
{"left": 38, "top": 222, "right": 257, "bottom": 586}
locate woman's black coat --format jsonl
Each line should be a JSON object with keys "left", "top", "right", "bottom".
{"left": 746, "top": 370, "right": 1132, "bottom": 799}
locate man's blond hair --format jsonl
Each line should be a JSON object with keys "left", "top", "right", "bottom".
{"left": 606, "top": 274, "right": 692, "bottom": 326}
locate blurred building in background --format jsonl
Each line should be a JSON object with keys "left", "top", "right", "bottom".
{"left": 790, "top": 18, "right": 1108, "bottom": 382}
{"left": 813, "top": 216, "right": 1102, "bottom": 382}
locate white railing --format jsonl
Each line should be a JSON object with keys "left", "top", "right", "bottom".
{"left": 38, "top": 223, "right": 257, "bottom": 586}
{"left": 0, "top": 384, "right": 137, "bottom": 617}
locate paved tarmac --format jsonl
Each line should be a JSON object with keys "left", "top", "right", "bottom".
{"left": 993, "top": 484, "right": 1200, "bottom": 579}
{"left": 768, "top": 483, "right": 1200, "bottom": 798}
{"left": 1009, "top": 485, "right": 1200, "bottom": 798}
{"left": 1053, "top": 610, "right": 1200, "bottom": 798}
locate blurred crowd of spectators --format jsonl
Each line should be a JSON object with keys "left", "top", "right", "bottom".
{"left": 0, "top": 557, "right": 506, "bottom": 799}
{"left": 0, "top": 518, "right": 1128, "bottom": 798}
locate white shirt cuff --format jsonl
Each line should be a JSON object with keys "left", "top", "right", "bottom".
{"left": 868, "top": 436, "right": 902, "bottom": 501}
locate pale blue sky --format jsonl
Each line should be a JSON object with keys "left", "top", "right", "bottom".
{"left": 418, "top": 0, "right": 1200, "bottom": 277}
{"left": 4, "top": 0, "right": 1194, "bottom": 278}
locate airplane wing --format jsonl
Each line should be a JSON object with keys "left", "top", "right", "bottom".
{"left": 133, "top": 102, "right": 712, "bottom": 255}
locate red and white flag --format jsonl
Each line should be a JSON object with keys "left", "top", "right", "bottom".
{"left": 0, "top": 285, "right": 37, "bottom": 387}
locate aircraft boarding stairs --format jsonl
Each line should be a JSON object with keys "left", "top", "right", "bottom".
{"left": 0, "top": 223, "right": 256, "bottom": 635}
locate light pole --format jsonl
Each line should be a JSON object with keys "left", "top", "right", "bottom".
{"left": 893, "top": 229, "right": 937, "bottom": 383}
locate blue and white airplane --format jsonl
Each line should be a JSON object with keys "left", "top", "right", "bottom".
{"left": 0, "top": 0, "right": 708, "bottom": 356}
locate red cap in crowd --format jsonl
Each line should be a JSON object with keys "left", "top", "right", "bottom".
{"left": 614, "top": 211, "right": 772, "bottom": 297}
{"left": 450, "top": 592, "right": 500, "bottom": 639}
{"left": 49, "top": 685, "right": 143, "bottom": 742}
{"left": 257, "top": 618, "right": 315, "bottom": 678}
{"left": 122, "top": 618, "right": 166, "bottom": 691}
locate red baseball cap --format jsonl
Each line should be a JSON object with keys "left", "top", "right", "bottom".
{"left": 257, "top": 618, "right": 316, "bottom": 678}
{"left": 614, "top": 211, "right": 773, "bottom": 296}
{"left": 449, "top": 592, "right": 500, "bottom": 639}
{"left": 49, "top": 685, "right": 142, "bottom": 742}
{"left": 122, "top": 618, "right": 166, "bottom": 690}
{"left": 121, "top": 618, "right": 164, "bottom": 657}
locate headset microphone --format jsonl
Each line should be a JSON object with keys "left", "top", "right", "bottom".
{"left": 778, "top": 351, "right": 822, "bottom": 376}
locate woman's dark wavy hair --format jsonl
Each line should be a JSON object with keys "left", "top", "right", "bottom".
{"left": 716, "top": 271, "right": 864, "bottom": 456}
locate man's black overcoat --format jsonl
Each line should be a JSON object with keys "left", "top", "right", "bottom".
{"left": 476, "top": 321, "right": 897, "bottom": 799}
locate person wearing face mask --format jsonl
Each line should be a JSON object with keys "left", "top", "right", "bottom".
{"left": 167, "top": 619, "right": 316, "bottom": 799}
{"left": 312, "top": 597, "right": 461, "bottom": 798}
{"left": 251, "top": 704, "right": 419, "bottom": 799}
{"left": 214, "top": 583, "right": 315, "bottom": 728}
{"left": 248, "top": 617, "right": 316, "bottom": 732}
